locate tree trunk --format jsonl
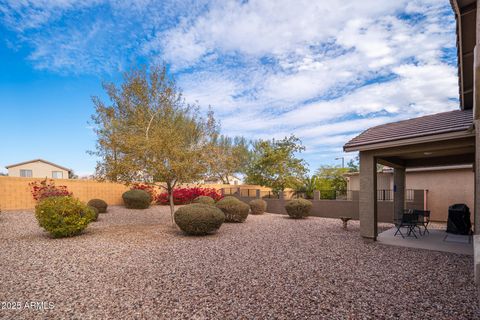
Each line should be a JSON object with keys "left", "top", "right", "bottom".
{"left": 167, "top": 181, "right": 176, "bottom": 225}
{"left": 169, "top": 191, "right": 175, "bottom": 224}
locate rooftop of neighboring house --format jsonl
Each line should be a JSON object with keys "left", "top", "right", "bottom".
{"left": 5, "top": 159, "right": 72, "bottom": 172}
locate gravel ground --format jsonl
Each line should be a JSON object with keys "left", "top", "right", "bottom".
{"left": 0, "top": 206, "right": 478, "bottom": 320}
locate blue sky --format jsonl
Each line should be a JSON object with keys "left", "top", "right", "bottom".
{"left": 0, "top": 0, "right": 459, "bottom": 176}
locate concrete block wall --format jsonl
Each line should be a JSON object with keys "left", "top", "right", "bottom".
{"left": 230, "top": 189, "right": 425, "bottom": 223}
{"left": 0, "top": 177, "right": 270, "bottom": 211}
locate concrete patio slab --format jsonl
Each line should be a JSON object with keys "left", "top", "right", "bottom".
{"left": 378, "top": 227, "right": 473, "bottom": 255}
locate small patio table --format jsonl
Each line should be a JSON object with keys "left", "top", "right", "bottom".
{"left": 394, "top": 210, "right": 423, "bottom": 239}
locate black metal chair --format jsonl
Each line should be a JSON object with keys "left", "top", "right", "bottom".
{"left": 394, "top": 210, "right": 420, "bottom": 239}
{"left": 412, "top": 209, "right": 430, "bottom": 235}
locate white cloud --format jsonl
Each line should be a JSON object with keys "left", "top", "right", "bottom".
{"left": 0, "top": 0, "right": 460, "bottom": 169}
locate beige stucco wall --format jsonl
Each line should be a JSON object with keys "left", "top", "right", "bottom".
{"left": 7, "top": 161, "right": 69, "bottom": 179}
{"left": 347, "top": 168, "right": 474, "bottom": 222}
{"left": 347, "top": 172, "right": 392, "bottom": 191}
{"left": 406, "top": 169, "right": 474, "bottom": 222}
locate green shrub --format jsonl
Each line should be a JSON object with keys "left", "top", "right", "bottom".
{"left": 35, "top": 196, "right": 96, "bottom": 238}
{"left": 285, "top": 199, "right": 312, "bottom": 219}
{"left": 215, "top": 197, "right": 249, "bottom": 223}
{"left": 88, "top": 206, "right": 99, "bottom": 221}
{"left": 122, "top": 189, "right": 151, "bottom": 209}
{"left": 174, "top": 204, "right": 225, "bottom": 235}
{"left": 192, "top": 196, "right": 215, "bottom": 205}
{"left": 221, "top": 196, "right": 239, "bottom": 202}
{"left": 249, "top": 199, "right": 267, "bottom": 215}
{"left": 87, "top": 199, "right": 108, "bottom": 213}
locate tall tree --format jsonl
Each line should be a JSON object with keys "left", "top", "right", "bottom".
{"left": 315, "top": 166, "right": 348, "bottom": 190}
{"left": 346, "top": 156, "right": 359, "bottom": 172}
{"left": 245, "top": 135, "right": 308, "bottom": 193}
{"left": 90, "top": 65, "right": 216, "bottom": 219}
{"left": 207, "top": 135, "right": 249, "bottom": 184}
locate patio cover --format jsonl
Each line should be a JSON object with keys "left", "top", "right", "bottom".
{"left": 343, "top": 110, "right": 475, "bottom": 240}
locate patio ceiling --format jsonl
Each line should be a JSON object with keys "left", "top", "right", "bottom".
{"left": 374, "top": 136, "right": 475, "bottom": 169}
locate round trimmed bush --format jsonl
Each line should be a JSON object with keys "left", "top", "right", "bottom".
{"left": 192, "top": 196, "right": 215, "bottom": 205}
{"left": 285, "top": 199, "right": 312, "bottom": 219}
{"left": 88, "top": 206, "right": 99, "bottom": 221}
{"left": 249, "top": 199, "right": 267, "bottom": 215}
{"left": 221, "top": 196, "right": 239, "bottom": 202}
{"left": 122, "top": 189, "right": 151, "bottom": 209}
{"left": 35, "top": 196, "right": 96, "bottom": 238}
{"left": 87, "top": 198, "right": 108, "bottom": 213}
{"left": 215, "top": 197, "right": 249, "bottom": 223}
{"left": 174, "top": 204, "right": 225, "bottom": 235}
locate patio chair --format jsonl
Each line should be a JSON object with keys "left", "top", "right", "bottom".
{"left": 394, "top": 210, "right": 420, "bottom": 239}
{"left": 413, "top": 209, "right": 430, "bottom": 235}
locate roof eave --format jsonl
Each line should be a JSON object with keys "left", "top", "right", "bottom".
{"left": 343, "top": 129, "right": 475, "bottom": 152}
{"left": 5, "top": 159, "right": 72, "bottom": 172}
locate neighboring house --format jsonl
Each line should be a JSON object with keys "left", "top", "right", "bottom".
{"left": 345, "top": 165, "right": 474, "bottom": 222}
{"left": 200, "top": 175, "right": 243, "bottom": 185}
{"left": 5, "top": 159, "right": 71, "bottom": 179}
{"left": 343, "top": 0, "right": 479, "bottom": 241}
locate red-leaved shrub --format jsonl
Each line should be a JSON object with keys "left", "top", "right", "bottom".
{"left": 29, "top": 178, "right": 72, "bottom": 202}
{"left": 156, "top": 187, "right": 222, "bottom": 205}
{"left": 130, "top": 183, "right": 157, "bottom": 200}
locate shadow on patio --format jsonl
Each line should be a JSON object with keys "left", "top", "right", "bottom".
{"left": 377, "top": 225, "right": 473, "bottom": 256}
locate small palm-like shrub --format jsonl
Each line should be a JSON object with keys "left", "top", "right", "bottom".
{"left": 216, "top": 197, "right": 249, "bottom": 223}
{"left": 192, "top": 196, "right": 215, "bottom": 205}
{"left": 87, "top": 199, "right": 108, "bottom": 213}
{"left": 174, "top": 204, "right": 225, "bottom": 235}
{"left": 35, "top": 196, "right": 96, "bottom": 238}
{"left": 88, "top": 206, "right": 99, "bottom": 221}
{"left": 249, "top": 199, "right": 267, "bottom": 215}
{"left": 285, "top": 199, "right": 312, "bottom": 219}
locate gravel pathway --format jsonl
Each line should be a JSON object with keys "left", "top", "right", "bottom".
{"left": 0, "top": 206, "right": 478, "bottom": 319}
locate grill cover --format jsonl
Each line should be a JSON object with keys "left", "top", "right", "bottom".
{"left": 446, "top": 204, "right": 472, "bottom": 235}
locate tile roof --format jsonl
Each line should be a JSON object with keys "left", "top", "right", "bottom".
{"left": 344, "top": 109, "right": 473, "bottom": 150}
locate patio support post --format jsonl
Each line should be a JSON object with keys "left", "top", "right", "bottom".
{"left": 393, "top": 167, "right": 406, "bottom": 222}
{"left": 474, "top": 120, "right": 480, "bottom": 234}
{"left": 473, "top": 4, "right": 480, "bottom": 234}
{"left": 359, "top": 151, "right": 378, "bottom": 240}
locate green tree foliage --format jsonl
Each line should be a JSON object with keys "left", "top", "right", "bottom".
{"left": 207, "top": 135, "right": 249, "bottom": 184}
{"left": 68, "top": 170, "right": 79, "bottom": 179}
{"left": 346, "top": 156, "right": 359, "bottom": 172}
{"left": 245, "top": 135, "right": 308, "bottom": 193}
{"left": 90, "top": 65, "right": 216, "bottom": 220}
{"left": 315, "top": 165, "right": 348, "bottom": 192}
{"left": 293, "top": 175, "right": 319, "bottom": 199}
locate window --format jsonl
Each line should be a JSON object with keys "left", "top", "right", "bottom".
{"left": 52, "top": 171, "right": 63, "bottom": 179}
{"left": 20, "top": 169, "right": 32, "bottom": 177}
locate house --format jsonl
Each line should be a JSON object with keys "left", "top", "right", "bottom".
{"left": 200, "top": 175, "right": 243, "bottom": 185}
{"left": 345, "top": 165, "right": 474, "bottom": 222}
{"left": 343, "top": 0, "right": 478, "bottom": 241}
{"left": 5, "top": 159, "right": 71, "bottom": 179}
